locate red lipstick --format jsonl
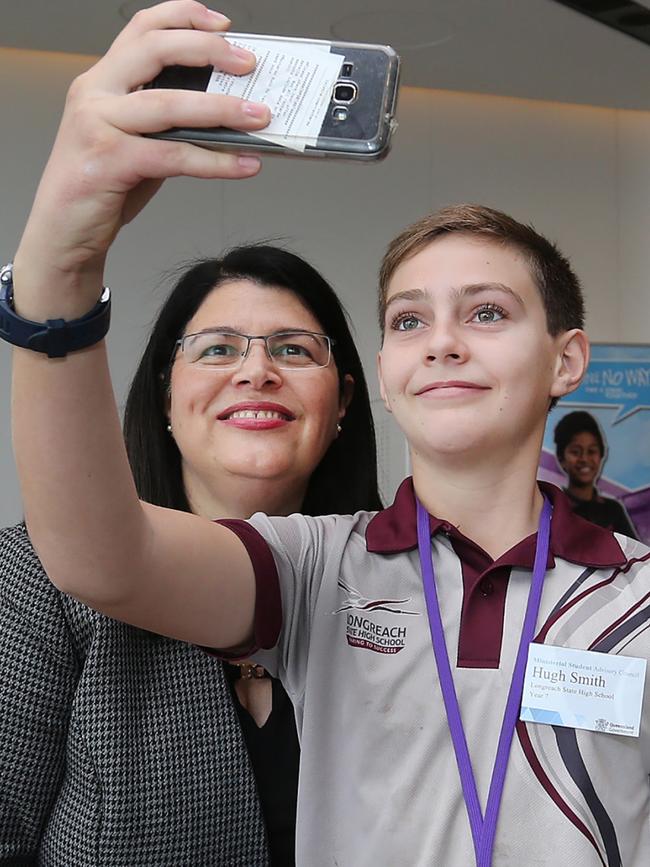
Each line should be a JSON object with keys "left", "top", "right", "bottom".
{"left": 217, "top": 401, "right": 295, "bottom": 430}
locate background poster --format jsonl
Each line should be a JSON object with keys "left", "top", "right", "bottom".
{"left": 540, "top": 343, "right": 650, "bottom": 543}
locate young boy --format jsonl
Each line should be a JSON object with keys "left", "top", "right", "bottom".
{"left": 15, "top": 199, "right": 649, "bottom": 866}
{"left": 214, "top": 205, "right": 649, "bottom": 866}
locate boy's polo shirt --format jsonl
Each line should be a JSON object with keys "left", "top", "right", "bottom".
{"left": 220, "top": 480, "right": 650, "bottom": 866}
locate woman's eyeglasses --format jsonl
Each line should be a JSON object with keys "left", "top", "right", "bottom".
{"left": 174, "top": 329, "right": 334, "bottom": 370}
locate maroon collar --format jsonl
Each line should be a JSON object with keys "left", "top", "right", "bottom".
{"left": 366, "top": 477, "right": 626, "bottom": 569}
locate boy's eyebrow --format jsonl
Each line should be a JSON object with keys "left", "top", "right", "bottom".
{"left": 384, "top": 288, "right": 428, "bottom": 310}
{"left": 384, "top": 282, "right": 525, "bottom": 311}
{"left": 453, "top": 282, "right": 526, "bottom": 308}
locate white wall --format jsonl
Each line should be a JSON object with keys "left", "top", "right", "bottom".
{"left": 2, "top": 47, "right": 650, "bottom": 524}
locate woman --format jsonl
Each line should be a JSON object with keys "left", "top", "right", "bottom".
{"left": 0, "top": 243, "right": 381, "bottom": 866}
{"left": 553, "top": 409, "right": 637, "bottom": 537}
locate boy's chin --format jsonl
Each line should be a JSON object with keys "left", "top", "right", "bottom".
{"left": 422, "top": 415, "right": 546, "bottom": 459}
{"left": 412, "top": 426, "right": 497, "bottom": 459}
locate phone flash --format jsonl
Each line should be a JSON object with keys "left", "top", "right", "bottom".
{"left": 332, "top": 106, "right": 348, "bottom": 122}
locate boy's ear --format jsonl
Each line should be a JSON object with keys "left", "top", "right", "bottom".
{"left": 376, "top": 351, "right": 392, "bottom": 413}
{"left": 550, "top": 329, "right": 590, "bottom": 399}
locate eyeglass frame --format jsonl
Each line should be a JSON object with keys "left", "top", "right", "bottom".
{"left": 170, "top": 328, "right": 337, "bottom": 371}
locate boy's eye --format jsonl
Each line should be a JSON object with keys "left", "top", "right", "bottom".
{"left": 473, "top": 304, "right": 506, "bottom": 324}
{"left": 392, "top": 313, "right": 424, "bottom": 331}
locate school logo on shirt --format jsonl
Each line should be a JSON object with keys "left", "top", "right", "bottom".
{"left": 333, "top": 579, "right": 419, "bottom": 654}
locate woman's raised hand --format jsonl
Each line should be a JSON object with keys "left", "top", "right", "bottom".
{"left": 15, "top": 0, "right": 270, "bottom": 307}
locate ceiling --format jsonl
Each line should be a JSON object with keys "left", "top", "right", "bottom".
{"left": 2, "top": 0, "right": 650, "bottom": 110}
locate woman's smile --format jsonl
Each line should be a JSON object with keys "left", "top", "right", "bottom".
{"left": 218, "top": 401, "right": 296, "bottom": 429}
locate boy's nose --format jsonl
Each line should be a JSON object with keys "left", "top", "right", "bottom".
{"left": 424, "top": 322, "right": 468, "bottom": 362}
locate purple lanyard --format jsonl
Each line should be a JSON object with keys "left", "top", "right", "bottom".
{"left": 416, "top": 496, "right": 552, "bottom": 867}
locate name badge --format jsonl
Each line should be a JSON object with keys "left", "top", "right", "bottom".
{"left": 520, "top": 643, "right": 646, "bottom": 737}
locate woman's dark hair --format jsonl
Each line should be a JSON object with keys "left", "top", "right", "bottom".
{"left": 123, "top": 244, "right": 382, "bottom": 515}
{"left": 553, "top": 410, "right": 605, "bottom": 462}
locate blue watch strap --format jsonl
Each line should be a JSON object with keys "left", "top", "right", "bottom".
{"left": 0, "top": 263, "right": 111, "bottom": 358}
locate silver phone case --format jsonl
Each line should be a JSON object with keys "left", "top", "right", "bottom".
{"left": 147, "top": 34, "right": 400, "bottom": 161}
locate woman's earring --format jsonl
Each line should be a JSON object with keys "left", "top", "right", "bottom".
{"left": 336, "top": 423, "right": 342, "bottom": 435}
{"left": 166, "top": 422, "right": 173, "bottom": 434}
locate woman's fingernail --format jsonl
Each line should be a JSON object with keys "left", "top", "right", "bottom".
{"left": 242, "top": 101, "right": 269, "bottom": 119}
{"left": 206, "top": 8, "right": 231, "bottom": 23}
{"left": 238, "top": 156, "right": 261, "bottom": 172}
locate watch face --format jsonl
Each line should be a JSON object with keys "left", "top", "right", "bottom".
{"left": 0, "top": 263, "right": 14, "bottom": 307}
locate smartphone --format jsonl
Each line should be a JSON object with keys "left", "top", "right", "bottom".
{"left": 146, "top": 34, "right": 400, "bottom": 161}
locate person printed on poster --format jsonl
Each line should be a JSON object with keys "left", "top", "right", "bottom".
{"left": 554, "top": 410, "right": 638, "bottom": 538}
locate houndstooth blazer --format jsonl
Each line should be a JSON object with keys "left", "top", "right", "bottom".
{"left": 0, "top": 523, "right": 270, "bottom": 867}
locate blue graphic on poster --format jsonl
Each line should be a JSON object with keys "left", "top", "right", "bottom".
{"left": 540, "top": 344, "right": 650, "bottom": 543}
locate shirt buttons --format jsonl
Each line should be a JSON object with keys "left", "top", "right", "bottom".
{"left": 479, "top": 579, "right": 494, "bottom": 597}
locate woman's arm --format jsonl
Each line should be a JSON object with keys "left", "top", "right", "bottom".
{"left": 11, "top": 1, "right": 262, "bottom": 649}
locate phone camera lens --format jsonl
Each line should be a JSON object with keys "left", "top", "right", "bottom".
{"left": 333, "top": 82, "right": 358, "bottom": 104}
{"left": 341, "top": 62, "right": 354, "bottom": 77}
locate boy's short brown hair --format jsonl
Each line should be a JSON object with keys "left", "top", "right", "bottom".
{"left": 378, "top": 204, "right": 585, "bottom": 336}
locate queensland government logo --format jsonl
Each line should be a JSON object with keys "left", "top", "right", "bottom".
{"left": 333, "top": 578, "right": 419, "bottom": 654}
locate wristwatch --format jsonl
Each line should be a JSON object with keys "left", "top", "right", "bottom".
{"left": 0, "top": 262, "right": 111, "bottom": 358}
